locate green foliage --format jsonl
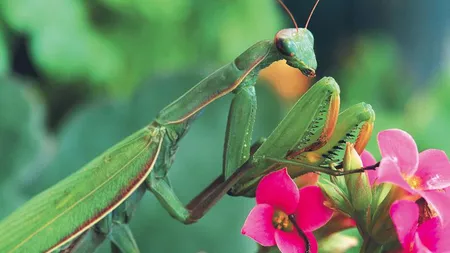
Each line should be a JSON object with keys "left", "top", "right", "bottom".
{"left": 1, "top": 0, "right": 282, "bottom": 96}
{"left": 0, "top": 24, "right": 8, "bottom": 74}
{"left": 337, "top": 35, "right": 450, "bottom": 157}
{"left": 404, "top": 73, "right": 450, "bottom": 151}
{"left": 338, "top": 35, "right": 412, "bottom": 111}
{"left": 0, "top": 77, "right": 50, "bottom": 217}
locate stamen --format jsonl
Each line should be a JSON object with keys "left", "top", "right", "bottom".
{"left": 272, "top": 210, "right": 293, "bottom": 232}
{"left": 406, "top": 175, "right": 422, "bottom": 190}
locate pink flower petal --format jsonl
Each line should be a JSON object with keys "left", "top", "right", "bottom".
{"left": 436, "top": 223, "right": 450, "bottom": 252}
{"left": 419, "top": 190, "right": 450, "bottom": 226}
{"left": 390, "top": 200, "right": 418, "bottom": 249}
{"left": 241, "top": 204, "right": 276, "bottom": 247}
{"left": 417, "top": 217, "right": 440, "bottom": 252}
{"left": 377, "top": 157, "right": 415, "bottom": 193}
{"left": 361, "top": 150, "right": 377, "bottom": 166}
{"left": 413, "top": 233, "right": 433, "bottom": 253}
{"left": 295, "top": 186, "right": 333, "bottom": 232}
{"left": 361, "top": 150, "right": 378, "bottom": 185}
{"left": 275, "top": 230, "right": 318, "bottom": 253}
{"left": 256, "top": 168, "right": 300, "bottom": 214}
{"left": 416, "top": 149, "right": 450, "bottom": 190}
{"left": 377, "top": 129, "right": 419, "bottom": 176}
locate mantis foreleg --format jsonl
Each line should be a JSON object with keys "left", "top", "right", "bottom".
{"left": 223, "top": 85, "right": 257, "bottom": 179}
{"left": 227, "top": 77, "right": 375, "bottom": 197}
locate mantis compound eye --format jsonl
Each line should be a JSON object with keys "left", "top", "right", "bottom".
{"left": 275, "top": 38, "right": 295, "bottom": 57}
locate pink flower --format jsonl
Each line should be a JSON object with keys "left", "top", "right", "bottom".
{"left": 241, "top": 168, "right": 333, "bottom": 253}
{"left": 360, "top": 149, "right": 377, "bottom": 186}
{"left": 390, "top": 200, "right": 450, "bottom": 253}
{"left": 370, "top": 129, "right": 450, "bottom": 224}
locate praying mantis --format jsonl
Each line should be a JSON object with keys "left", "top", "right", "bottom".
{"left": 0, "top": 1, "right": 376, "bottom": 252}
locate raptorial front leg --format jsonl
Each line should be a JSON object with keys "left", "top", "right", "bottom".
{"left": 189, "top": 85, "right": 258, "bottom": 205}
{"left": 223, "top": 85, "right": 257, "bottom": 180}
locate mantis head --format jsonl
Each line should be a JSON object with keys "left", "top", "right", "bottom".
{"left": 274, "top": 28, "right": 317, "bottom": 77}
{"left": 275, "top": 0, "right": 320, "bottom": 77}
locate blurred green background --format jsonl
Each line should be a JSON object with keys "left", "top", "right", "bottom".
{"left": 0, "top": 0, "right": 449, "bottom": 252}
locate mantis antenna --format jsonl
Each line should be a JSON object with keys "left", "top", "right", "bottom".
{"left": 277, "top": 0, "right": 299, "bottom": 33}
{"left": 305, "top": 0, "right": 320, "bottom": 29}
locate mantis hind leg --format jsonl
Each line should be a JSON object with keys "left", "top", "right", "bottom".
{"left": 59, "top": 229, "right": 106, "bottom": 253}
{"left": 145, "top": 158, "right": 255, "bottom": 224}
{"left": 108, "top": 222, "right": 140, "bottom": 253}
{"left": 106, "top": 186, "right": 145, "bottom": 253}
{"left": 59, "top": 187, "right": 145, "bottom": 253}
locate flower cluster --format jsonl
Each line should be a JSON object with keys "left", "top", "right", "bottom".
{"left": 367, "top": 129, "right": 450, "bottom": 225}
{"left": 240, "top": 129, "right": 450, "bottom": 253}
{"left": 363, "top": 129, "right": 450, "bottom": 252}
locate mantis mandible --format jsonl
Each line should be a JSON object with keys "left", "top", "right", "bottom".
{"left": 0, "top": 0, "right": 375, "bottom": 252}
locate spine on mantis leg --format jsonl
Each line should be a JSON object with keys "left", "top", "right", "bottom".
{"left": 292, "top": 102, "right": 375, "bottom": 169}
{"left": 289, "top": 102, "right": 375, "bottom": 193}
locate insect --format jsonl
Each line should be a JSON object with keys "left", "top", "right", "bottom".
{"left": 0, "top": 0, "right": 375, "bottom": 252}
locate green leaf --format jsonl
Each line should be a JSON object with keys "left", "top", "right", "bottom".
{"left": 318, "top": 179, "right": 353, "bottom": 217}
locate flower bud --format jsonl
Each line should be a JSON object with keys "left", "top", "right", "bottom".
{"left": 343, "top": 143, "right": 372, "bottom": 212}
{"left": 319, "top": 179, "right": 353, "bottom": 216}
{"left": 370, "top": 185, "right": 408, "bottom": 244}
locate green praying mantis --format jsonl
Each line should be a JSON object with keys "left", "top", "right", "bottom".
{"left": 0, "top": 1, "right": 376, "bottom": 252}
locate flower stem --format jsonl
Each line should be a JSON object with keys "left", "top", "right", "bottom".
{"left": 288, "top": 215, "right": 310, "bottom": 253}
{"left": 360, "top": 237, "right": 383, "bottom": 253}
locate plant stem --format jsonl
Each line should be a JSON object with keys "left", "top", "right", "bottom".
{"left": 360, "top": 237, "right": 383, "bottom": 253}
